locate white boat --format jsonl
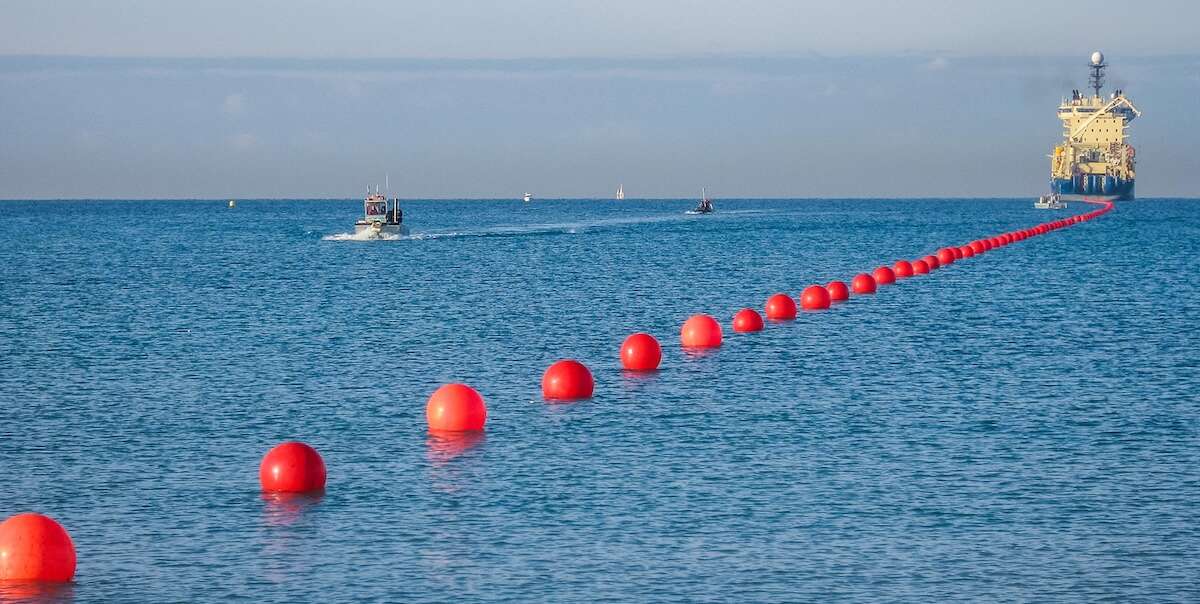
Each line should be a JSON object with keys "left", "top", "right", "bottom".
{"left": 227, "top": 199, "right": 236, "bottom": 209}
{"left": 616, "top": 184, "right": 625, "bottom": 200}
{"left": 1034, "top": 193, "right": 1066, "bottom": 209}
{"left": 353, "top": 185, "right": 409, "bottom": 238}
{"left": 687, "top": 188, "right": 714, "bottom": 214}
{"left": 523, "top": 192, "right": 533, "bottom": 202}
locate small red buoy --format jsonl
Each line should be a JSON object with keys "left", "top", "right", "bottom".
{"left": 923, "top": 254, "right": 940, "bottom": 269}
{"left": 542, "top": 359, "right": 594, "bottom": 400}
{"left": 427, "top": 383, "right": 488, "bottom": 431}
{"left": 970, "top": 240, "right": 985, "bottom": 254}
{"left": 937, "top": 248, "right": 955, "bottom": 265}
{"left": 620, "top": 332, "right": 662, "bottom": 371}
{"left": 764, "top": 293, "right": 797, "bottom": 320}
{"left": 732, "top": 308, "right": 764, "bottom": 332}
{"left": 912, "top": 259, "right": 930, "bottom": 274}
{"left": 851, "top": 273, "right": 876, "bottom": 294}
{"left": 681, "top": 314, "right": 722, "bottom": 348}
{"left": 0, "top": 513, "right": 76, "bottom": 582}
{"left": 800, "top": 284, "right": 831, "bottom": 310}
{"left": 260, "top": 441, "right": 327, "bottom": 493}
{"left": 893, "top": 260, "right": 914, "bottom": 278}
{"left": 952, "top": 246, "right": 963, "bottom": 260}
{"left": 826, "top": 280, "right": 850, "bottom": 302}
{"left": 873, "top": 266, "right": 896, "bottom": 285}
{"left": 960, "top": 245, "right": 975, "bottom": 258}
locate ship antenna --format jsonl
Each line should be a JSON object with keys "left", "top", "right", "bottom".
{"left": 1089, "top": 51, "right": 1106, "bottom": 97}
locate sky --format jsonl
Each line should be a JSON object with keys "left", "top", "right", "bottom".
{"left": 1, "top": 0, "right": 1197, "bottom": 198}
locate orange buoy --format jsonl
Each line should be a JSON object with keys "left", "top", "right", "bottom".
{"left": 542, "top": 359, "right": 594, "bottom": 400}
{"left": 260, "top": 441, "right": 327, "bottom": 493}
{"left": 912, "top": 259, "right": 930, "bottom": 274}
{"left": 826, "top": 280, "right": 850, "bottom": 302}
{"left": 799, "top": 284, "right": 831, "bottom": 310}
{"left": 0, "top": 514, "right": 76, "bottom": 582}
{"left": 732, "top": 308, "right": 764, "bottom": 333}
{"left": 922, "top": 254, "right": 940, "bottom": 269}
{"left": 873, "top": 266, "right": 896, "bottom": 285}
{"left": 851, "top": 273, "right": 876, "bottom": 294}
{"left": 426, "top": 383, "right": 488, "bottom": 430}
{"left": 620, "top": 332, "right": 662, "bottom": 371}
{"left": 764, "top": 293, "right": 797, "bottom": 320}
{"left": 893, "top": 260, "right": 913, "bottom": 278}
{"left": 681, "top": 314, "right": 722, "bottom": 348}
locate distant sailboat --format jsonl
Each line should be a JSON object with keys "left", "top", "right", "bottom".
{"left": 616, "top": 184, "right": 625, "bottom": 200}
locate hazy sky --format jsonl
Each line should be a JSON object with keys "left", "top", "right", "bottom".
{"left": 1, "top": 1, "right": 1197, "bottom": 198}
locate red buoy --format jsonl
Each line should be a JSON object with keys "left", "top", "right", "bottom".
{"left": 937, "top": 248, "right": 954, "bottom": 265}
{"left": 542, "top": 359, "right": 594, "bottom": 400}
{"left": 426, "top": 383, "right": 488, "bottom": 431}
{"left": 681, "top": 314, "right": 722, "bottom": 348}
{"left": 0, "top": 514, "right": 76, "bottom": 582}
{"left": 732, "top": 308, "right": 764, "bottom": 333}
{"left": 970, "top": 240, "right": 985, "bottom": 254}
{"left": 764, "top": 293, "right": 797, "bottom": 320}
{"left": 893, "top": 260, "right": 914, "bottom": 278}
{"left": 960, "top": 245, "right": 975, "bottom": 258}
{"left": 851, "top": 273, "right": 876, "bottom": 294}
{"left": 952, "top": 246, "right": 963, "bottom": 260}
{"left": 800, "top": 284, "right": 831, "bottom": 310}
{"left": 922, "top": 254, "right": 940, "bottom": 269}
{"left": 260, "top": 441, "right": 327, "bottom": 493}
{"left": 826, "top": 280, "right": 850, "bottom": 302}
{"left": 873, "top": 266, "right": 896, "bottom": 285}
{"left": 620, "top": 332, "right": 662, "bottom": 371}
{"left": 912, "top": 259, "right": 930, "bottom": 274}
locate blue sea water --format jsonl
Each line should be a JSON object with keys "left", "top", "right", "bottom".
{"left": 0, "top": 198, "right": 1197, "bottom": 602}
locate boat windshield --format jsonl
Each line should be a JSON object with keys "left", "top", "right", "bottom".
{"left": 365, "top": 201, "right": 387, "bottom": 217}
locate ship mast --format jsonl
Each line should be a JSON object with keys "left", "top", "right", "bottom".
{"left": 1089, "top": 51, "right": 1105, "bottom": 97}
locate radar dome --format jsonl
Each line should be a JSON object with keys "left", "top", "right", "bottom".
{"left": 1090, "top": 51, "right": 1104, "bottom": 65}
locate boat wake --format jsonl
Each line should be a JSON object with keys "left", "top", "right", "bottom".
{"left": 322, "top": 230, "right": 404, "bottom": 242}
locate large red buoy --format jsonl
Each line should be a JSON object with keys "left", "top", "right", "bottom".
{"left": 912, "top": 259, "right": 930, "bottom": 274}
{"left": 851, "top": 273, "right": 876, "bottom": 294}
{"left": 764, "top": 293, "right": 797, "bottom": 320}
{"left": 799, "top": 284, "right": 831, "bottom": 310}
{"left": 732, "top": 308, "right": 764, "bottom": 332}
{"left": 542, "top": 359, "right": 594, "bottom": 400}
{"left": 0, "top": 514, "right": 76, "bottom": 582}
{"left": 681, "top": 314, "right": 722, "bottom": 348}
{"left": 260, "top": 441, "right": 327, "bottom": 493}
{"left": 620, "top": 332, "right": 662, "bottom": 371}
{"left": 893, "top": 260, "right": 914, "bottom": 278}
{"left": 826, "top": 280, "right": 850, "bottom": 302}
{"left": 937, "top": 248, "right": 956, "bottom": 265}
{"left": 922, "top": 254, "right": 940, "bottom": 270}
{"left": 426, "top": 383, "right": 488, "bottom": 430}
{"left": 873, "top": 266, "right": 896, "bottom": 285}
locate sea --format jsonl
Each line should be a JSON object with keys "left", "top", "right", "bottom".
{"left": 1, "top": 198, "right": 1197, "bottom": 602}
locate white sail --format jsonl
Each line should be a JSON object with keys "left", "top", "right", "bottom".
{"left": 616, "top": 184, "right": 624, "bottom": 200}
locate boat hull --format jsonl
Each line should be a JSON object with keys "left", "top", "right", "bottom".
{"left": 1051, "top": 176, "right": 1134, "bottom": 200}
{"left": 354, "top": 222, "right": 410, "bottom": 238}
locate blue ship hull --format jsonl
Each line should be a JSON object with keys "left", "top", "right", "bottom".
{"left": 1051, "top": 176, "right": 1134, "bottom": 200}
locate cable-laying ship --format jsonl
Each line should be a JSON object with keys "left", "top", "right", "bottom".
{"left": 1049, "top": 51, "right": 1141, "bottom": 200}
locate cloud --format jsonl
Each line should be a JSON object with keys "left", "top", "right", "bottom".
{"left": 222, "top": 93, "right": 246, "bottom": 115}
{"left": 227, "top": 132, "right": 259, "bottom": 150}
{"left": 923, "top": 57, "right": 950, "bottom": 71}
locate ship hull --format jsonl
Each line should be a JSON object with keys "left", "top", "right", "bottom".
{"left": 1051, "top": 176, "right": 1134, "bottom": 201}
